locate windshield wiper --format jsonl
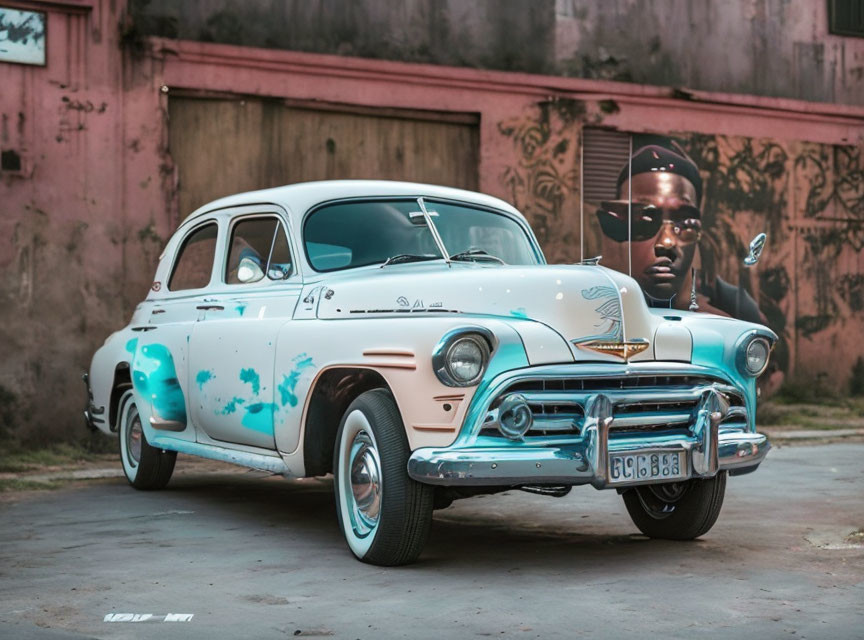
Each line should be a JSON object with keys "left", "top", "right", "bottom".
{"left": 449, "top": 249, "right": 505, "bottom": 264}
{"left": 379, "top": 254, "right": 441, "bottom": 268}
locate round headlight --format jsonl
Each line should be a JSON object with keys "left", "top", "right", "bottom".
{"left": 445, "top": 336, "right": 488, "bottom": 385}
{"left": 744, "top": 337, "right": 770, "bottom": 376}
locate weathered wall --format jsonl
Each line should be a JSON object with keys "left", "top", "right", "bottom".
{"left": 1, "top": 1, "right": 863, "bottom": 446}
{"left": 555, "top": 0, "right": 864, "bottom": 106}
{"left": 129, "top": 0, "right": 864, "bottom": 106}
{"left": 0, "top": 1, "right": 172, "bottom": 445}
{"left": 128, "top": 0, "right": 556, "bottom": 74}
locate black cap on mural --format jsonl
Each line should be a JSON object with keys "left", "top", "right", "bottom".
{"left": 616, "top": 144, "right": 703, "bottom": 205}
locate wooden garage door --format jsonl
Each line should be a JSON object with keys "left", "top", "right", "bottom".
{"left": 168, "top": 96, "right": 480, "bottom": 217}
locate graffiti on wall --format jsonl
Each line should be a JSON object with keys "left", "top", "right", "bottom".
{"left": 679, "top": 136, "right": 863, "bottom": 355}
{"left": 497, "top": 99, "right": 584, "bottom": 263}
{"left": 497, "top": 101, "right": 864, "bottom": 386}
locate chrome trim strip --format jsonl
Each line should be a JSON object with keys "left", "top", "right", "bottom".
{"left": 154, "top": 437, "right": 290, "bottom": 475}
{"left": 515, "top": 385, "right": 740, "bottom": 407}
{"left": 611, "top": 411, "right": 692, "bottom": 427}
{"left": 149, "top": 416, "right": 187, "bottom": 432}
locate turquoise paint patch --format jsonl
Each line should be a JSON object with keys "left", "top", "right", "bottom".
{"left": 235, "top": 303, "right": 247, "bottom": 316}
{"left": 195, "top": 369, "right": 213, "bottom": 390}
{"left": 220, "top": 397, "right": 245, "bottom": 415}
{"left": 130, "top": 343, "right": 187, "bottom": 424}
{"left": 278, "top": 356, "right": 315, "bottom": 408}
{"left": 509, "top": 308, "right": 528, "bottom": 319}
{"left": 691, "top": 339, "right": 725, "bottom": 367}
{"left": 241, "top": 402, "right": 277, "bottom": 435}
{"left": 278, "top": 373, "right": 302, "bottom": 407}
{"left": 125, "top": 337, "right": 138, "bottom": 355}
{"left": 239, "top": 368, "right": 260, "bottom": 395}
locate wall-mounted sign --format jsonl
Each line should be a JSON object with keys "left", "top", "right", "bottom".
{"left": 0, "top": 7, "right": 46, "bottom": 66}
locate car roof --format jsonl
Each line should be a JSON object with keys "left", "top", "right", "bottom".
{"left": 182, "top": 179, "right": 527, "bottom": 226}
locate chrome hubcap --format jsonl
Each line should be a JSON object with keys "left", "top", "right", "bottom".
{"left": 127, "top": 413, "right": 142, "bottom": 466}
{"left": 347, "top": 431, "right": 381, "bottom": 536}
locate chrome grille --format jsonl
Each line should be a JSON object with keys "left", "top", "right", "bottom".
{"left": 480, "top": 375, "right": 746, "bottom": 439}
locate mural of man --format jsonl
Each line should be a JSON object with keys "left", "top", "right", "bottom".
{"left": 595, "top": 142, "right": 764, "bottom": 324}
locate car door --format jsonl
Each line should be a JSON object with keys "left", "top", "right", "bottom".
{"left": 188, "top": 206, "right": 302, "bottom": 450}
{"left": 132, "top": 219, "right": 220, "bottom": 445}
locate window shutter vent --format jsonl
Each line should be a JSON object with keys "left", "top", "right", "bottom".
{"left": 829, "top": 0, "right": 864, "bottom": 38}
{"left": 582, "top": 127, "right": 631, "bottom": 202}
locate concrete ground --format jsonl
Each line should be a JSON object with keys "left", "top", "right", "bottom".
{"left": 0, "top": 444, "right": 861, "bottom": 640}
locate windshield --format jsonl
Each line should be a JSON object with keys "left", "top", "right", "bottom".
{"left": 303, "top": 198, "right": 539, "bottom": 272}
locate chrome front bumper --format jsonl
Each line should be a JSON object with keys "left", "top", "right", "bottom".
{"left": 407, "top": 387, "right": 770, "bottom": 489}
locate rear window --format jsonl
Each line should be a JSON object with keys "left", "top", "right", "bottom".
{"left": 168, "top": 223, "right": 218, "bottom": 291}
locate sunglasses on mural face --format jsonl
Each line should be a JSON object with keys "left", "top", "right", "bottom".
{"left": 596, "top": 201, "right": 702, "bottom": 243}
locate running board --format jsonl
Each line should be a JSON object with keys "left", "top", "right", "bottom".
{"left": 151, "top": 437, "right": 291, "bottom": 475}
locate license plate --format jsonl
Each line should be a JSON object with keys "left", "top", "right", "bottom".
{"left": 608, "top": 451, "right": 686, "bottom": 484}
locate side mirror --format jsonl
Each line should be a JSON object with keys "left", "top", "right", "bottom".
{"left": 237, "top": 256, "right": 265, "bottom": 283}
{"left": 744, "top": 233, "right": 766, "bottom": 267}
{"left": 267, "top": 263, "right": 292, "bottom": 280}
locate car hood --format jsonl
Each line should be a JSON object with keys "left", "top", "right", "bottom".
{"left": 314, "top": 264, "right": 665, "bottom": 362}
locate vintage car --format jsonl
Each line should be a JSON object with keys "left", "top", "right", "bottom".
{"left": 85, "top": 180, "right": 775, "bottom": 566}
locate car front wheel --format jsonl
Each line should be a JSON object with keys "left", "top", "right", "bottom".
{"left": 118, "top": 390, "right": 177, "bottom": 490}
{"left": 333, "top": 389, "right": 433, "bottom": 566}
{"left": 621, "top": 472, "right": 726, "bottom": 540}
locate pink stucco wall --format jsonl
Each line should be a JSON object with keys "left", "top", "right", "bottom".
{"left": 2, "top": 0, "right": 863, "bottom": 443}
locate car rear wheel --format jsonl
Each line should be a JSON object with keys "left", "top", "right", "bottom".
{"left": 118, "top": 390, "right": 176, "bottom": 490}
{"left": 621, "top": 472, "right": 726, "bottom": 540}
{"left": 333, "top": 389, "right": 433, "bottom": 566}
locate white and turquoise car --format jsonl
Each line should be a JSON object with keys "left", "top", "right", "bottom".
{"left": 85, "top": 180, "right": 775, "bottom": 565}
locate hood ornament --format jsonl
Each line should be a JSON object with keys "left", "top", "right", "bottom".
{"left": 575, "top": 338, "right": 650, "bottom": 361}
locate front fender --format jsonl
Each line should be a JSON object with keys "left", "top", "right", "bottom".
{"left": 283, "top": 316, "right": 534, "bottom": 454}
{"left": 684, "top": 314, "right": 777, "bottom": 430}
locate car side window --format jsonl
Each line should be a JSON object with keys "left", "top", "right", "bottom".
{"left": 168, "top": 222, "right": 218, "bottom": 291}
{"left": 225, "top": 216, "right": 293, "bottom": 285}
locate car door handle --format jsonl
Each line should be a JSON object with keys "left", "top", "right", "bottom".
{"left": 196, "top": 304, "right": 225, "bottom": 311}
{"left": 131, "top": 326, "right": 157, "bottom": 332}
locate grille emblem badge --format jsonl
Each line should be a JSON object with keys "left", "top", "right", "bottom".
{"left": 575, "top": 338, "right": 650, "bottom": 361}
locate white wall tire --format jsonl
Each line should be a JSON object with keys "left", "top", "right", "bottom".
{"left": 118, "top": 390, "right": 177, "bottom": 490}
{"left": 333, "top": 389, "right": 433, "bottom": 566}
{"left": 118, "top": 391, "right": 142, "bottom": 484}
